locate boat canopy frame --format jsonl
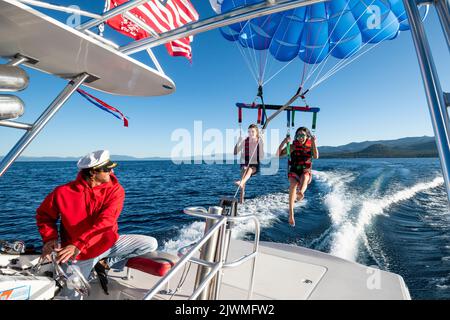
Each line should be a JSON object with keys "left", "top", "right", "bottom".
{"left": 0, "top": 0, "right": 449, "bottom": 204}
{"left": 0, "top": 0, "right": 329, "bottom": 178}
{"left": 402, "top": 0, "right": 450, "bottom": 205}
{"left": 13, "top": 0, "right": 329, "bottom": 74}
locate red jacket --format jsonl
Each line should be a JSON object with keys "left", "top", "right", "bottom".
{"left": 36, "top": 173, "right": 125, "bottom": 260}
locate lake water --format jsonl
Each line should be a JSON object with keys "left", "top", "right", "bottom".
{"left": 0, "top": 158, "right": 449, "bottom": 299}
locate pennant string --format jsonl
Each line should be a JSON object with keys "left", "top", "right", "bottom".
{"left": 77, "top": 89, "right": 129, "bottom": 127}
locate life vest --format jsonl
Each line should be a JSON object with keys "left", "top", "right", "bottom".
{"left": 244, "top": 137, "right": 260, "bottom": 165}
{"left": 289, "top": 138, "right": 312, "bottom": 172}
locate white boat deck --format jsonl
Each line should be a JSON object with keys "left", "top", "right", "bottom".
{"left": 84, "top": 239, "right": 410, "bottom": 300}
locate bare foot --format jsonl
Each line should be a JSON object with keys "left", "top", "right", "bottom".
{"left": 289, "top": 215, "right": 295, "bottom": 227}
{"left": 235, "top": 180, "right": 242, "bottom": 188}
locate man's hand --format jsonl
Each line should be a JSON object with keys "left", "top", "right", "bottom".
{"left": 311, "top": 135, "right": 317, "bottom": 144}
{"left": 41, "top": 239, "right": 59, "bottom": 262}
{"left": 55, "top": 244, "right": 80, "bottom": 264}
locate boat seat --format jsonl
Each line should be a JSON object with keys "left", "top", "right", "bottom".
{"left": 126, "top": 251, "right": 179, "bottom": 277}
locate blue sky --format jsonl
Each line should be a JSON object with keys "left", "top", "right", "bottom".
{"left": 1, "top": 0, "right": 449, "bottom": 158}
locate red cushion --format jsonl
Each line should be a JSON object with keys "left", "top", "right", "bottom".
{"left": 126, "top": 252, "right": 178, "bottom": 277}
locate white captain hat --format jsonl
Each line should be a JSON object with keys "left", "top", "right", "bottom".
{"left": 77, "top": 150, "right": 117, "bottom": 170}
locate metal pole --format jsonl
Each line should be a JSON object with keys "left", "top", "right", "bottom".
{"left": 77, "top": 0, "right": 149, "bottom": 31}
{"left": 247, "top": 217, "right": 260, "bottom": 299}
{"left": 189, "top": 263, "right": 222, "bottom": 300}
{"left": 123, "top": 12, "right": 160, "bottom": 38}
{"left": 16, "top": 0, "right": 102, "bottom": 19}
{"left": 211, "top": 222, "right": 227, "bottom": 300}
{"left": 194, "top": 206, "right": 223, "bottom": 300}
{"left": 0, "top": 73, "right": 89, "bottom": 177}
{"left": 0, "top": 120, "right": 32, "bottom": 130}
{"left": 434, "top": 0, "right": 450, "bottom": 50}
{"left": 119, "top": 0, "right": 327, "bottom": 55}
{"left": 403, "top": 0, "right": 450, "bottom": 205}
{"left": 6, "top": 55, "right": 29, "bottom": 67}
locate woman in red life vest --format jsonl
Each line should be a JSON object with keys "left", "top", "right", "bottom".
{"left": 277, "top": 127, "right": 319, "bottom": 226}
{"left": 234, "top": 124, "right": 264, "bottom": 204}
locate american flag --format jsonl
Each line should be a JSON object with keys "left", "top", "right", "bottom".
{"left": 105, "top": 0, "right": 199, "bottom": 60}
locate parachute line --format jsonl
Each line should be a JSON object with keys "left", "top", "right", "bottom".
{"left": 262, "top": 58, "right": 297, "bottom": 86}
{"left": 308, "top": 0, "right": 379, "bottom": 86}
{"left": 305, "top": 0, "right": 378, "bottom": 88}
{"left": 313, "top": 10, "right": 402, "bottom": 87}
{"left": 304, "top": 0, "right": 356, "bottom": 84}
{"left": 262, "top": 10, "right": 297, "bottom": 85}
{"left": 310, "top": 12, "right": 403, "bottom": 91}
{"left": 234, "top": 33, "right": 259, "bottom": 84}
{"left": 306, "top": 0, "right": 382, "bottom": 89}
{"left": 241, "top": 12, "right": 262, "bottom": 84}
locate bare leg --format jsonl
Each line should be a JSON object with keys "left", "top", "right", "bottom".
{"left": 240, "top": 185, "right": 245, "bottom": 204}
{"left": 237, "top": 168, "right": 256, "bottom": 203}
{"left": 288, "top": 177, "right": 299, "bottom": 227}
{"left": 235, "top": 167, "right": 255, "bottom": 187}
{"left": 296, "top": 173, "right": 310, "bottom": 202}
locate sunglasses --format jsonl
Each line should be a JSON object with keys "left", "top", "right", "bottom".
{"left": 296, "top": 133, "right": 307, "bottom": 139}
{"left": 95, "top": 167, "right": 112, "bottom": 173}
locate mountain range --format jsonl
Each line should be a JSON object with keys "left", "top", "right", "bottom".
{"left": 0, "top": 136, "right": 438, "bottom": 161}
{"left": 318, "top": 136, "right": 437, "bottom": 158}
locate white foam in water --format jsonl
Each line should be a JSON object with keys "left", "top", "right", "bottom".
{"left": 313, "top": 170, "right": 355, "bottom": 226}
{"left": 162, "top": 193, "right": 306, "bottom": 253}
{"left": 330, "top": 176, "right": 444, "bottom": 261}
{"left": 162, "top": 221, "right": 206, "bottom": 254}
{"left": 232, "top": 193, "right": 306, "bottom": 239}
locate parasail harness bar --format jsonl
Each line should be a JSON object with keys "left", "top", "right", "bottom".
{"left": 236, "top": 103, "right": 320, "bottom": 113}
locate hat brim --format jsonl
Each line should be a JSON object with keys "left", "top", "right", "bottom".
{"left": 93, "top": 160, "right": 117, "bottom": 170}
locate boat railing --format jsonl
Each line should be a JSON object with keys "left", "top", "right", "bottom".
{"left": 143, "top": 205, "right": 260, "bottom": 300}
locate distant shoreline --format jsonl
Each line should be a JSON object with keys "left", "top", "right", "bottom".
{"left": 1, "top": 136, "right": 438, "bottom": 162}
{"left": 3, "top": 157, "right": 439, "bottom": 163}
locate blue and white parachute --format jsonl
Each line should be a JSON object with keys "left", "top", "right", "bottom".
{"left": 214, "top": 0, "right": 425, "bottom": 64}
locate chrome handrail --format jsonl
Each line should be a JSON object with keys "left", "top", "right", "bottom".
{"left": 143, "top": 206, "right": 261, "bottom": 300}
{"left": 223, "top": 215, "right": 260, "bottom": 270}
{"left": 223, "top": 214, "right": 260, "bottom": 299}
{"left": 189, "top": 263, "right": 222, "bottom": 300}
{"left": 143, "top": 214, "right": 226, "bottom": 300}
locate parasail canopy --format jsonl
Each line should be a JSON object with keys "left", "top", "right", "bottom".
{"left": 219, "top": 0, "right": 417, "bottom": 64}
{"left": 212, "top": 0, "right": 428, "bottom": 90}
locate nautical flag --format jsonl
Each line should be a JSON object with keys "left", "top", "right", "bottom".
{"left": 105, "top": 0, "right": 199, "bottom": 60}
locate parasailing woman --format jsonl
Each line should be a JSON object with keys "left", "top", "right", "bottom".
{"left": 234, "top": 124, "right": 264, "bottom": 204}
{"left": 277, "top": 127, "right": 318, "bottom": 227}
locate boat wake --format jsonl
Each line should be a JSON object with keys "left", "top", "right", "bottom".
{"left": 163, "top": 169, "right": 444, "bottom": 263}
{"left": 314, "top": 169, "right": 444, "bottom": 262}
{"left": 162, "top": 192, "right": 307, "bottom": 253}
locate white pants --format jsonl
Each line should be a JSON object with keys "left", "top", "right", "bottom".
{"left": 58, "top": 234, "right": 158, "bottom": 299}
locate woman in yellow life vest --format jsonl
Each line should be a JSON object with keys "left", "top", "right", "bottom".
{"left": 234, "top": 124, "right": 264, "bottom": 204}
{"left": 277, "top": 127, "right": 318, "bottom": 226}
